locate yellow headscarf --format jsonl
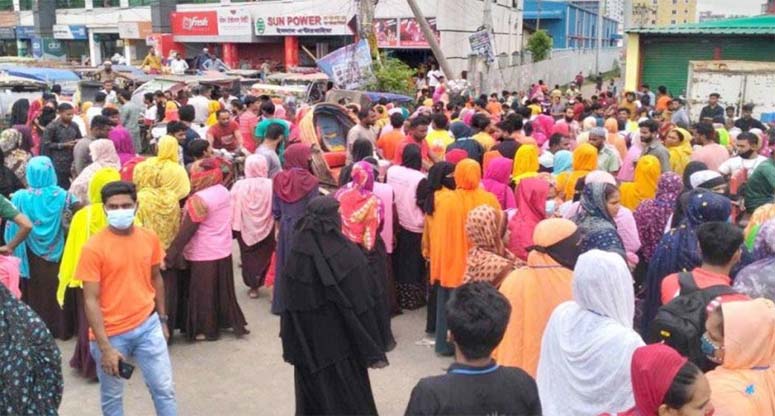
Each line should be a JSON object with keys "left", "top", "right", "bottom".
{"left": 133, "top": 138, "right": 186, "bottom": 248}
{"left": 206, "top": 100, "right": 222, "bottom": 126}
{"left": 619, "top": 155, "right": 661, "bottom": 210}
{"left": 57, "top": 167, "right": 120, "bottom": 305}
{"left": 667, "top": 127, "right": 693, "bottom": 175}
{"left": 512, "top": 144, "right": 539, "bottom": 185}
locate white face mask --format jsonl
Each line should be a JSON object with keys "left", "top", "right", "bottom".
{"left": 545, "top": 199, "right": 556, "bottom": 216}
{"left": 105, "top": 208, "right": 136, "bottom": 230}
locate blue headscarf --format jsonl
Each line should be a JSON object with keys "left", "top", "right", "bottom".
{"left": 552, "top": 150, "right": 573, "bottom": 175}
{"left": 573, "top": 182, "right": 626, "bottom": 258}
{"left": 5, "top": 156, "right": 75, "bottom": 278}
{"left": 641, "top": 189, "right": 732, "bottom": 329}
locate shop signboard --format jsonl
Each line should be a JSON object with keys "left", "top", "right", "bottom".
{"left": 217, "top": 8, "right": 252, "bottom": 36}
{"left": 469, "top": 30, "right": 495, "bottom": 64}
{"left": 118, "top": 22, "right": 153, "bottom": 40}
{"left": 31, "top": 37, "right": 66, "bottom": 61}
{"left": 171, "top": 11, "right": 218, "bottom": 37}
{"left": 254, "top": 14, "right": 351, "bottom": 36}
{"left": 16, "top": 26, "right": 35, "bottom": 39}
{"left": 375, "top": 17, "right": 439, "bottom": 48}
{"left": 0, "top": 27, "right": 15, "bottom": 40}
{"left": 316, "top": 39, "right": 374, "bottom": 90}
{"left": 53, "top": 24, "right": 88, "bottom": 40}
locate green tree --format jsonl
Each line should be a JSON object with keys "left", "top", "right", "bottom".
{"left": 367, "top": 54, "right": 414, "bottom": 96}
{"left": 527, "top": 30, "right": 553, "bottom": 62}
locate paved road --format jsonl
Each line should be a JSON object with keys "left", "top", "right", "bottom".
{"left": 57, "top": 255, "right": 451, "bottom": 415}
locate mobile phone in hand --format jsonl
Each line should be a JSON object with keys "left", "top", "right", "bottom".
{"left": 118, "top": 360, "right": 135, "bottom": 379}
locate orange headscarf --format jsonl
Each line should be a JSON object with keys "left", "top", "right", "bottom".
{"left": 619, "top": 155, "right": 661, "bottom": 210}
{"left": 558, "top": 143, "right": 598, "bottom": 200}
{"left": 493, "top": 219, "right": 578, "bottom": 377}
{"left": 707, "top": 299, "right": 775, "bottom": 416}
{"left": 605, "top": 118, "right": 627, "bottom": 161}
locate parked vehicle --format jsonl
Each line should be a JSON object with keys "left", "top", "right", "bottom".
{"left": 0, "top": 75, "right": 48, "bottom": 128}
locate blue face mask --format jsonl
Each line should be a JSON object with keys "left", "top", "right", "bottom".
{"left": 106, "top": 208, "right": 136, "bottom": 230}
{"left": 700, "top": 333, "right": 723, "bottom": 363}
{"left": 545, "top": 199, "right": 556, "bottom": 216}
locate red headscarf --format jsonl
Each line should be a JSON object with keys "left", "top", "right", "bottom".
{"left": 508, "top": 177, "right": 549, "bottom": 260}
{"left": 630, "top": 344, "right": 688, "bottom": 416}
{"left": 272, "top": 143, "right": 319, "bottom": 203}
{"left": 26, "top": 100, "right": 42, "bottom": 128}
{"left": 445, "top": 148, "right": 469, "bottom": 164}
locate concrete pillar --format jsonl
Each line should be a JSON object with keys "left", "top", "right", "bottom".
{"left": 624, "top": 33, "right": 639, "bottom": 92}
{"left": 284, "top": 36, "right": 299, "bottom": 68}
{"left": 124, "top": 40, "right": 136, "bottom": 64}
{"left": 223, "top": 43, "right": 238, "bottom": 68}
{"left": 89, "top": 30, "right": 102, "bottom": 67}
{"left": 33, "top": 0, "right": 55, "bottom": 37}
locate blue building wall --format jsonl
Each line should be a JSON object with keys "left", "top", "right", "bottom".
{"left": 524, "top": 0, "right": 618, "bottom": 49}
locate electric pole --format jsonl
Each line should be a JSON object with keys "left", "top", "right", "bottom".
{"left": 406, "top": 0, "right": 453, "bottom": 78}
{"left": 595, "top": 0, "right": 604, "bottom": 74}
{"left": 359, "top": 0, "right": 380, "bottom": 64}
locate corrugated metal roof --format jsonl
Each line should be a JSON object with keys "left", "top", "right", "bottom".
{"left": 627, "top": 15, "right": 775, "bottom": 35}
{"left": 523, "top": 10, "right": 564, "bottom": 20}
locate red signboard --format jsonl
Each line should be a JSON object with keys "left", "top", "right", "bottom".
{"left": 375, "top": 17, "right": 440, "bottom": 49}
{"left": 171, "top": 11, "right": 218, "bottom": 36}
{"left": 399, "top": 17, "right": 439, "bottom": 48}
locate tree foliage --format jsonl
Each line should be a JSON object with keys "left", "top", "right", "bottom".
{"left": 367, "top": 54, "right": 414, "bottom": 96}
{"left": 527, "top": 30, "right": 553, "bottom": 62}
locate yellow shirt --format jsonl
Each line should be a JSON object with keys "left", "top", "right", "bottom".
{"left": 426, "top": 128, "right": 455, "bottom": 157}
{"left": 473, "top": 132, "right": 495, "bottom": 151}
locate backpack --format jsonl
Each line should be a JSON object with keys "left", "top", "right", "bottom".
{"left": 646, "top": 271, "right": 737, "bottom": 371}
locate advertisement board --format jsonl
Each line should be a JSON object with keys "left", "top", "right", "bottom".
{"left": 316, "top": 40, "right": 374, "bottom": 90}
{"left": 52, "top": 25, "right": 88, "bottom": 40}
{"left": 32, "top": 37, "right": 67, "bottom": 61}
{"left": 374, "top": 17, "right": 439, "bottom": 49}
{"left": 171, "top": 11, "right": 219, "bottom": 37}
{"left": 217, "top": 8, "right": 252, "bottom": 37}
{"left": 254, "top": 14, "right": 351, "bottom": 36}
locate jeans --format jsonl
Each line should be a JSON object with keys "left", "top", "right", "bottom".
{"left": 90, "top": 313, "right": 177, "bottom": 416}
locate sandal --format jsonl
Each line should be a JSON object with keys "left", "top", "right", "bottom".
{"left": 248, "top": 289, "right": 259, "bottom": 299}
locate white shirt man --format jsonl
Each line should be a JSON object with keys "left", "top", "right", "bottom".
{"left": 170, "top": 58, "right": 189, "bottom": 75}
{"left": 427, "top": 68, "right": 443, "bottom": 88}
{"left": 188, "top": 92, "right": 210, "bottom": 125}
{"left": 718, "top": 154, "right": 767, "bottom": 178}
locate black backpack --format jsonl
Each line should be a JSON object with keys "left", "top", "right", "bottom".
{"left": 646, "top": 271, "right": 737, "bottom": 372}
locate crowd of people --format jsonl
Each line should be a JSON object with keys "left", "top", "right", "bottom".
{"left": 2, "top": 70, "right": 775, "bottom": 416}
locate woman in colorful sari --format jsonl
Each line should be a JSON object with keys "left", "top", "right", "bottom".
{"left": 634, "top": 172, "right": 683, "bottom": 265}
{"left": 482, "top": 157, "right": 516, "bottom": 211}
{"left": 508, "top": 177, "right": 551, "bottom": 260}
{"left": 512, "top": 144, "right": 539, "bottom": 186}
{"left": 335, "top": 161, "right": 395, "bottom": 351}
{"left": 58, "top": 167, "right": 120, "bottom": 379}
{"left": 743, "top": 203, "right": 775, "bottom": 250}
{"left": 6, "top": 156, "right": 79, "bottom": 340}
{"left": 463, "top": 204, "right": 519, "bottom": 286}
{"left": 734, "top": 220, "right": 775, "bottom": 301}
{"left": 494, "top": 218, "right": 581, "bottom": 377}
{"left": 431, "top": 159, "right": 499, "bottom": 355}
{"left": 69, "top": 139, "right": 120, "bottom": 204}
{"left": 537, "top": 250, "right": 644, "bottom": 416}
{"left": 165, "top": 158, "right": 247, "bottom": 341}
{"left": 557, "top": 143, "right": 598, "bottom": 201}
{"left": 665, "top": 127, "right": 693, "bottom": 175}
{"left": 108, "top": 124, "right": 137, "bottom": 166}
{"left": 619, "top": 155, "right": 661, "bottom": 211}
{"left": 705, "top": 299, "right": 775, "bottom": 416}
{"left": 642, "top": 189, "right": 732, "bottom": 328}
{"left": 271, "top": 143, "right": 319, "bottom": 315}
{"left": 132, "top": 136, "right": 190, "bottom": 338}
{"left": 231, "top": 154, "right": 275, "bottom": 299}
{"left": 572, "top": 182, "right": 626, "bottom": 258}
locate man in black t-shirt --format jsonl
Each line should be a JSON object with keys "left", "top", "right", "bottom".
{"left": 734, "top": 103, "right": 767, "bottom": 132}
{"left": 405, "top": 282, "right": 542, "bottom": 416}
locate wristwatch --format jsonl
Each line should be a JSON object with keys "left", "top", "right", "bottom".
{"left": 158, "top": 315, "right": 169, "bottom": 323}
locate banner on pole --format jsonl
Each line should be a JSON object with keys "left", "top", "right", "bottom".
{"left": 469, "top": 30, "right": 495, "bottom": 64}
{"left": 316, "top": 40, "right": 375, "bottom": 90}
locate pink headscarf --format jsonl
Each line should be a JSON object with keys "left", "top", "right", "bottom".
{"left": 482, "top": 157, "right": 517, "bottom": 211}
{"left": 230, "top": 154, "right": 274, "bottom": 246}
{"left": 0, "top": 255, "right": 21, "bottom": 298}
{"left": 629, "top": 344, "right": 688, "bottom": 416}
{"left": 533, "top": 115, "right": 555, "bottom": 147}
{"left": 446, "top": 148, "right": 469, "bottom": 164}
{"left": 274, "top": 104, "right": 287, "bottom": 120}
{"left": 108, "top": 126, "right": 136, "bottom": 166}
{"left": 618, "top": 132, "right": 643, "bottom": 182}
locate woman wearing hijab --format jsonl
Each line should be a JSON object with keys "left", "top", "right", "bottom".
{"left": 108, "top": 124, "right": 136, "bottom": 166}
{"left": 605, "top": 117, "right": 627, "bottom": 161}
{"left": 482, "top": 156, "right": 516, "bottom": 210}
{"left": 665, "top": 127, "right": 693, "bottom": 175}
{"left": 335, "top": 161, "right": 395, "bottom": 350}
{"left": 27, "top": 99, "right": 43, "bottom": 155}
{"left": 133, "top": 135, "right": 190, "bottom": 198}
{"left": 271, "top": 143, "right": 319, "bottom": 315}
{"left": 620, "top": 155, "right": 661, "bottom": 210}
{"left": 338, "top": 138, "right": 374, "bottom": 187}
{"left": 231, "top": 155, "right": 275, "bottom": 299}
{"left": 512, "top": 144, "right": 539, "bottom": 185}
{"left": 557, "top": 143, "right": 598, "bottom": 200}
{"left": 734, "top": 220, "right": 775, "bottom": 301}
{"left": 551, "top": 149, "right": 572, "bottom": 177}
{"left": 10, "top": 98, "right": 29, "bottom": 126}
{"left": 280, "top": 196, "right": 388, "bottom": 415}
{"left": 0, "top": 284, "right": 63, "bottom": 415}
{"left": 508, "top": 177, "right": 550, "bottom": 260}
{"left": 572, "top": 182, "right": 626, "bottom": 257}
{"left": 669, "top": 161, "right": 710, "bottom": 228}
{"left": 494, "top": 218, "right": 581, "bottom": 377}
{"left": 537, "top": 250, "right": 645, "bottom": 416}
{"left": 58, "top": 167, "right": 119, "bottom": 380}
{"left": 0, "top": 128, "right": 31, "bottom": 185}
{"left": 705, "top": 299, "right": 775, "bottom": 416}
{"left": 387, "top": 144, "right": 427, "bottom": 310}
{"left": 463, "top": 204, "right": 518, "bottom": 286}
{"left": 69, "top": 139, "right": 121, "bottom": 204}
{"left": 431, "top": 159, "right": 499, "bottom": 355}
{"left": 6, "top": 156, "right": 79, "bottom": 340}
{"left": 622, "top": 344, "right": 712, "bottom": 416}
{"left": 0, "top": 146, "right": 24, "bottom": 198}
{"left": 165, "top": 158, "right": 247, "bottom": 341}
{"left": 744, "top": 203, "right": 775, "bottom": 250}
{"left": 642, "top": 189, "right": 732, "bottom": 327}
{"left": 446, "top": 121, "right": 484, "bottom": 164}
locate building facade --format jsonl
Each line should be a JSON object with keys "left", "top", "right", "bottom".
{"left": 523, "top": 0, "right": 620, "bottom": 49}
{"left": 632, "top": 0, "right": 697, "bottom": 26}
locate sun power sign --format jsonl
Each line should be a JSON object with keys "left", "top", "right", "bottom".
{"left": 254, "top": 14, "right": 351, "bottom": 36}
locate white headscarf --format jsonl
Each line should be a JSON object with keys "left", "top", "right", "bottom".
{"left": 537, "top": 250, "right": 644, "bottom": 416}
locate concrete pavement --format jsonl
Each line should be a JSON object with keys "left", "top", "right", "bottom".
{"left": 57, "top": 258, "right": 451, "bottom": 415}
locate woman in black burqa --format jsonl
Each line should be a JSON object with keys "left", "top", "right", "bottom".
{"left": 280, "top": 195, "right": 390, "bottom": 415}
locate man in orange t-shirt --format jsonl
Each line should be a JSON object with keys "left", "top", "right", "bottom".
{"left": 78, "top": 181, "right": 176, "bottom": 415}
{"left": 377, "top": 112, "right": 405, "bottom": 161}
{"left": 655, "top": 85, "right": 672, "bottom": 113}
